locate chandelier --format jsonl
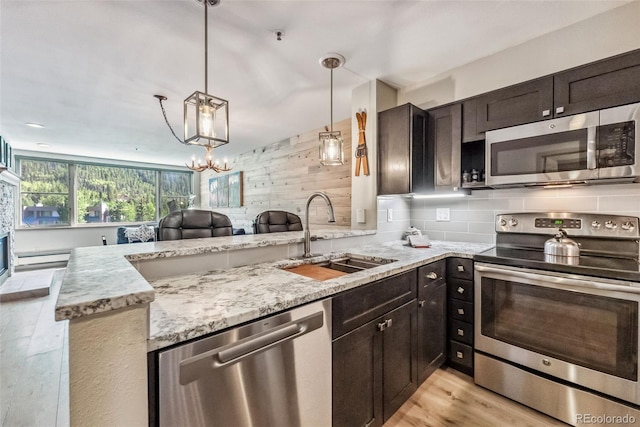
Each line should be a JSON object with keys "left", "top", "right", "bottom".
{"left": 318, "top": 53, "right": 345, "bottom": 166}
{"left": 154, "top": 0, "right": 230, "bottom": 173}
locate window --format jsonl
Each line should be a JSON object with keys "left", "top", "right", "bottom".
{"left": 161, "top": 171, "right": 193, "bottom": 217}
{"left": 20, "top": 159, "right": 70, "bottom": 226}
{"left": 77, "top": 164, "right": 156, "bottom": 224}
{"left": 18, "top": 157, "right": 192, "bottom": 227}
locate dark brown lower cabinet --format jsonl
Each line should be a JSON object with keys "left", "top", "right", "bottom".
{"left": 333, "top": 300, "right": 417, "bottom": 427}
{"left": 417, "top": 277, "right": 447, "bottom": 383}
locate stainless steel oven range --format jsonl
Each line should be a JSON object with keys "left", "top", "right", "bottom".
{"left": 474, "top": 213, "right": 640, "bottom": 426}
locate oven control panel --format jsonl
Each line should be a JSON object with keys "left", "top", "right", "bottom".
{"left": 496, "top": 213, "right": 640, "bottom": 238}
{"left": 534, "top": 218, "right": 581, "bottom": 229}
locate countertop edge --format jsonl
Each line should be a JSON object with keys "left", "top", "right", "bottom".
{"left": 54, "top": 228, "right": 377, "bottom": 321}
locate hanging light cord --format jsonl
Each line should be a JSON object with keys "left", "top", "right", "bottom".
{"left": 330, "top": 67, "right": 334, "bottom": 133}
{"left": 156, "top": 96, "right": 187, "bottom": 145}
{"left": 204, "top": 0, "right": 208, "bottom": 94}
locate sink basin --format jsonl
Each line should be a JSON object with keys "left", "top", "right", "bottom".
{"left": 282, "top": 255, "right": 396, "bottom": 281}
{"left": 313, "top": 256, "right": 394, "bottom": 274}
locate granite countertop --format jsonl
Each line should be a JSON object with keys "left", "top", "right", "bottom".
{"left": 55, "top": 228, "right": 376, "bottom": 321}
{"left": 147, "top": 240, "right": 493, "bottom": 351}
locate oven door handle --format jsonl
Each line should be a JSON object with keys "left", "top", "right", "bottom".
{"left": 475, "top": 264, "right": 640, "bottom": 295}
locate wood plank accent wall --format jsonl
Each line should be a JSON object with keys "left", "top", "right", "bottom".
{"left": 199, "top": 118, "right": 352, "bottom": 231}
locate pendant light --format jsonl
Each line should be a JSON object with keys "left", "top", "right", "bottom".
{"left": 318, "top": 53, "right": 345, "bottom": 166}
{"left": 154, "top": 0, "right": 230, "bottom": 173}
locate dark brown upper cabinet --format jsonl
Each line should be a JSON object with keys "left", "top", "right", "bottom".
{"left": 377, "top": 104, "right": 427, "bottom": 195}
{"left": 475, "top": 77, "right": 553, "bottom": 133}
{"left": 462, "top": 98, "right": 483, "bottom": 143}
{"left": 427, "top": 103, "right": 462, "bottom": 190}
{"left": 554, "top": 49, "right": 640, "bottom": 117}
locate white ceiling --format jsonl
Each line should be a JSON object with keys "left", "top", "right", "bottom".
{"left": 0, "top": 0, "right": 631, "bottom": 167}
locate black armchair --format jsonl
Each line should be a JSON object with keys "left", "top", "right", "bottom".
{"left": 158, "top": 209, "right": 233, "bottom": 241}
{"left": 253, "top": 210, "right": 303, "bottom": 234}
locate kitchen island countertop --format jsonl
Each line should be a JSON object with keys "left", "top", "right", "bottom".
{"left": 148, "top": 240, "right": 492, "bottom": 351}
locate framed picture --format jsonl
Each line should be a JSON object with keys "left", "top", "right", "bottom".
{"left": 217, "top": 174, "right": 229, "bottom": 208}
{"left": 208, "top": 176, "right": 219, "bottom": 208}
{"left": 228, "top": 171, "right": 243, "bottom": 208}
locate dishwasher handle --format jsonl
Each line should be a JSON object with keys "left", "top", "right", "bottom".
{"left": 179, "top": 310, "right": 324, "bottom": 385}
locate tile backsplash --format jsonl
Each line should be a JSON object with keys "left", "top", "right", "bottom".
{"left": 379, "top": 182, "right": 640, "bottom": 244}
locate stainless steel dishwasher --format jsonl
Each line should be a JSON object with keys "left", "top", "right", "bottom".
{"left": 158, "top": 299, "right": 332, "bottom": 427}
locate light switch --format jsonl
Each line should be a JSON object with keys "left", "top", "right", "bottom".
{"left": 357, "top": 209, "right": 366, "bottom": 224}
{"left": 387, "top": 209, "right": 393, "bottom": 222}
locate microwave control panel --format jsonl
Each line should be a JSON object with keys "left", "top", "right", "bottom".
{"left": 597, "top": 121, "right": 635, "bottom": 167}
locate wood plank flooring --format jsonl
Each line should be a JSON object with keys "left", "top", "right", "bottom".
{"left": 384, "top": 367, "right": 567, "bottom": 427}
{"left": 1, "top": 268, "right": 567, "bottom": 427}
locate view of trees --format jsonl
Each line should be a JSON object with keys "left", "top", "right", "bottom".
{"left": 19, "top": 159, "right": 192, "bottom": 226}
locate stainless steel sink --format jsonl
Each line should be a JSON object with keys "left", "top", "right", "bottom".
{"left": 311, "top": 256, "right": 395, "bottom": 274}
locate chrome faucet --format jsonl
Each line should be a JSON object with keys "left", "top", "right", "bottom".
{"left": 303, "top": 192, "right": 336, "bottom": 258}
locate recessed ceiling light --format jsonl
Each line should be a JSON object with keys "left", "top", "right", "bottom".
{"left": 36, "top": 143, "right": 50, "bottom": 147}
{"left": 25, "top": 122, "right": 45, "bottom": 128}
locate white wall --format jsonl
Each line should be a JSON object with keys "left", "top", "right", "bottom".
{"left": 399, "top": 1, "right": 640, "bottom": 109}
{"left": 350, "top": 80, "right": 398, "bottom": 230}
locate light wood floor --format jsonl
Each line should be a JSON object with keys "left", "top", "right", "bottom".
{"left": 1, "top": 269, "right": 567, "bottom": 427}
{"left": 385, "top": 367, "right": 567, "bottom": 427}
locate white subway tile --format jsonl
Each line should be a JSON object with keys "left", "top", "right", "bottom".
{"left": 523, "top": 197, "right": 598, "bottom": 212}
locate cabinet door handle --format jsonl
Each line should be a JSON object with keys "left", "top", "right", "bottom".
{"left": 456, "top": 351, "right": 464, "bottom": 359}
{"left": 418, "top": 300, "right": 426, "bottom": 308}
{"left": 377, "top": 319, "right": 393, "bottom": 331}
{"left": 457, "top": 308, "right": 465, "bottom": 315}
{"left": 542, "top": 109, "right": 550, "bottom": 117}
{"left": 426, "top": 272, "right": 438, "bottom": 280}
{"left": 457, "top": 286, "right": 465, "bottom": 294}
{"left": 556, "top": 106, "right": 565, "bottom": 114}
{"left": 457, "top": 265, "right": 465, "bottom": 272}
{"left": 457, "top": 328, "right": 464, "bottom": 337}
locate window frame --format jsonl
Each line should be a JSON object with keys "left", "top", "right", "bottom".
{"left": 16, "top": 155, "right": 194, "bottom": 229}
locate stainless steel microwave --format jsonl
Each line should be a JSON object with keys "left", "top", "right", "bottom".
{"left": 485, "top": 102, "right": 639, "bottom": 187}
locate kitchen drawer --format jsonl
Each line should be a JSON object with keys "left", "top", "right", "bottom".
{"left": 448, "top": 341, "right": 473, "bottom": 370}
{"left": 448, "top": 278, "right": 473, "bottom": 302}
{"left": 447, "top": 258, "right": 473, "bottom": 281}
{"left": 332, "top": 270, "right": 417, "bottom": 339}
{"left": 448, "top": 299, "right": 473, "bottom": 323}
{"left": 418, "top": 260, "right": 446, "bottom": 299}
{"left": 449, "top": 319, "right": 473, "bottom": 346}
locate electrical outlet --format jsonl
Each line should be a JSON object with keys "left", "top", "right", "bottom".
{"left": 387, "top": 208, "right": 393, "bottom": 222}
{"left": 436, "top": 208, "right": 450, "bottom": 222}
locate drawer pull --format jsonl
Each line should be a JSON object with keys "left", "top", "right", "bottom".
{"left": 386, "top": 319, "right": 393, "bottom": 328}
{"left": 556, "top": 106, "right": 565, "bottom": 114}
{"left": 457, "top": 308, "right": 465, "bottom": 315}
{"left": 426, "top": 272, "right": 438, "bottom": 280}
{"left": 457, "top": 328, "right": 464, "bottom": 337}
{"left": 457, "top": 286, "right": 465, "bottom": 294}
{"left": 542, "top": 109, "right": 550, "bottom": 117}
{"left": 456, "top": 351, "right": 464, "bottom": 359}
{"left": 457, "top": 265, "right": 465, "bottom": 272}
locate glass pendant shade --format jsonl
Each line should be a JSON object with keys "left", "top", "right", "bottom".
{"left": 184, "top": 91, "right": 229, "bottom": 147}
{"left": 319, "top": 130, "right": 344, "bottom": 166}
